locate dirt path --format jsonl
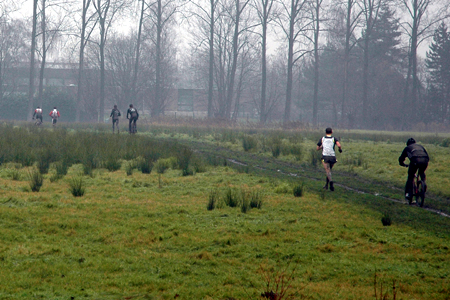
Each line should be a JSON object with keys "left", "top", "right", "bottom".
{"left": 182, "top": 139, "right": 450, "bottom": 219}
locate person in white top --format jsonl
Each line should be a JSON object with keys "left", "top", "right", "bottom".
{"left": 316, "top": 127, "right": 342, "bottom": 191}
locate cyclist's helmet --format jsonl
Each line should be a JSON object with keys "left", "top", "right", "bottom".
{"left": 406, "top": 138, "right": 416, "bottom": 146}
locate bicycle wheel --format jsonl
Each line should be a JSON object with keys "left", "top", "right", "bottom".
{"left": 415, "top": 180, "right": 425, "bottom": 207}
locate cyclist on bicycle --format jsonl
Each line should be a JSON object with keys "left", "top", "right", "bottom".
{"left": 126, "top": 104, "right": 139, "bottom": 134}
{"left": 32, "top": 106, "right": 43, "bottom": 124}
{"left": 399, "top": 138, "right": 429, "bottom": 202}
{"left": 317, "top": 127, "right": 342, "bottom": 191}
{"left": 110, "top": 105, "right": 121, "bottom": 133}
{"left": 49, "top": 107, "right": 60, "bottom": 126}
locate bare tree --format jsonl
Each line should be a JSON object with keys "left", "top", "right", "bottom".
{"left": 399, "top": 0, "right": 449, "bottom": 127}
{"left": 359, "top": 0, "right": 383, "bottom": 123}
{"left": 76, "top": 0, "right": 95, "bottom": 122}
{"left": 339, "top": 0, "right": 362, "bottom": 126}
{"left": 36, "top": 0, "right": 67, "bottom": 109}
{"left": 0, "top": 15, "right": 28, "bottom": 103}
{"left": 106, "top": 33, "right": 136, "bottom": 109}
{"left": 146, "top": 0, "right": 178, "bottom": 117}
{"left": 276, "top": 0, "right": 310, "bottom": 124}
{"left": 132, "top": 0, "right": 146, "bottom": 108}
{"left": 252, "top": 0, "right": 277, "bottom": 123}
{"left": 307, "top": 0, "right": 325, "bottom": 126}
{"left": 27, "top": 0, "right": 39, "bottom": 121}
{"left": 187, "top": 0, "right": 221, "bottom": 118}
{"left": 92, "top": 0, "right": 130, "bottom": 122}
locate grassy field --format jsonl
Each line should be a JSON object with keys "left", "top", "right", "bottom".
{"left": 0, "top": 123, "right": 449, "bottom": 299}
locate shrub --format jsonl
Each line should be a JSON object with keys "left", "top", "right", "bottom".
{"left": 250, "top": 190, "right": 263, "bottom": 209}
{"left": 55, "top": 160, "right": 69, "bottom": 177}
{"left": 191, "top": 155, "right": 207, "bottom": 173}
{"left": 177, "top": 146, "right": 193, "bottom": 176}
{"left": 37, "top": 152, "right": 52, "bottom": 174}
{"left": 293, "top": 184, "right": 304, "bottom": 197}
{"left": 28, "top": 169, "right": 43, "bottom": 192}
{"left": 309, "top": 148, "right": 322, "bottom": 167}
{"left": 274, "top": 183, "right": 291, "bottom": 194}
{"left": 82, "top": 154, "right": 97, "bottom": 176}
{"left": 242, "top": 134, "right": 258, "bottom": 152}
{"left": 270, "top": 138, "right": 282, "bottom": 158}
{"left": 284, "top": 143, "right": 302, "bottom": 161}
{"left": 125, "top": 162, "right": 134, "bottom": 176}
{"left": 8, "top": 168, "right": 22, "bottom": 181}
{"left": 154, "top": 159, "right": 170, "bottom": 174}
{"left": 224, "top": 187, "right": 240, "bottom": 207}
{"left": 137, "top": 157, "right": 153, "bottom": 174}
{"left": 207, "top": 189, "right": 220, "bottom": 211}
{"left": 241, "top": 198, "right": 250, "bottom": 213}
{"left": 381, "top": 213, "right": 392, "bottom": 226}
{"left": 440, "top": 138, "right": 450, "bottom": 147}
{"left": 104, "top": 157, "right": 121, "bottom": 172}
{"left": 69, "top": 176, "right": 85, "bottom": 197}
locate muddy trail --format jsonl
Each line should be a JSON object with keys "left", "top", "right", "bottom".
{"left": 178, "top": 139, "right": 450, "bottom": 219}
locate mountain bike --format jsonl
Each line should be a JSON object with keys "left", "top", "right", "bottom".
{"left": 33, "top": 118, "right": 42, "bottom": 126}
{"left": 404, "top": 164, "right": 426, "bottom": 207}
{"left": 128, "top": 118, "right": 137, "bottom": 134}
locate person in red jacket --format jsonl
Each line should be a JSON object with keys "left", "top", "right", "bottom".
{"left": 49, "top": 107, "right": 60, "bottom": 126}
{"left": 32, "top": 106, "right": 43, "bottom": 124}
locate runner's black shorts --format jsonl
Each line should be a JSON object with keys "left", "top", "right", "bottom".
{"left": 322, "top": 156, "right": 337, "bottom": 165}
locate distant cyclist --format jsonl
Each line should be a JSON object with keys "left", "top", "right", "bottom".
{"left": 317, "top": 127, "right": 342, "bottom": 191}
{"left": 49, "top": 107, "right": 60, "bottom": 126}
{"left": 32, "top": 106, "right": 43, "bottom": 124}
{"left": 126, "top": 104, "right": 139, "bottom": 134}
{"left": 110, "top": 105, "right": 121, "bottom": 133}
{"left": 399, "top": 138, "right": 429, "bottom": 202}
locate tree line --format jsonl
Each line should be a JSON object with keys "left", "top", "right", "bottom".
{"left": 0, "top": 0, "right": 449, "bottom": 129}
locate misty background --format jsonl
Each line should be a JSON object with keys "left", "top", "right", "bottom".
{"left": 1, "top": 0, "right": 449, "bottom": 130}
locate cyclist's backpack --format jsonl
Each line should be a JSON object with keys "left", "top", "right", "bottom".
{"left": 51, "top": 110, "right": 58, "bottom": 118}
{"left": 130, "top": 108, "right": 137, "bottom": 118}
{"left": 113, "top": 109, "right": 120, "bottom": 118}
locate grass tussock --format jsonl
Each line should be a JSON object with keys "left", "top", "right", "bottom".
{"left": 293, "top": 183, "right": 304, "bottom": 197}
{"left": 28, "top": 168, "right": 43, "bottom": 192}
{"left": 69, "top": 175, "right": 85, "bottom": 197}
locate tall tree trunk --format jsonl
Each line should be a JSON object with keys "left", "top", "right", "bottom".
{"left": 207, "top": 0, "right": 215, "bottom": 118}
{"left": 411, "top": 11, "right": 419, "bottom": 116}
{"left": 362, "top": 23, "right": 370, "bottom": 126}
{"left": 98, "top": 0, "right": 107, "bottom": 123}
{"left": 401, "top": 51, "right": 413, "bottom": 130}
{"left": 27, "top": 0, "right": 39, "bottom": 121}
{"left": 38, "top": 0, "right": 46, "bottom": 109}
{"left": 260, "top": 0, "right": 268, "bottom": 124}
{"left": 152, "top": 0, "right": 162, "bottom": 117}
{"left": 341, "top": 0, "right": 353, "bottom": 127}
{"left": 284, "top": 0, "right": 296, "bottom": 125}
{"left": 312, "top": 0, "right": 320, "bottom": 126}
{"left": 76, "top": 0, "right": 90, "bottom": 122}
{"left": 133, "top": 0, "right": 145, "bottom": 112}
{"left": 226, "top": 0, "right": 241, "bottom": 120}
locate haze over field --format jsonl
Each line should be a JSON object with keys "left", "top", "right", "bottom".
{"left": 1, "top": 0, "right": 450, "bottom": 129}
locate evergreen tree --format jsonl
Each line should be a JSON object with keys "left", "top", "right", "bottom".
{"left": 425, "top": 22, "right": 450, "bottom": 123}
{"left": 357, "top": 6, "right": 404, "bottom": 129}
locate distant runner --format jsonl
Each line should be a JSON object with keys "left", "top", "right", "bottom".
{"left": 49, "top": 107, "right": 60, "bottom": 126}
{"left": 399, "top": 138, "right": 429, "bottom": 202}
{"left": 317, "top": 127, "right": 342, "bottom": 191}
{"left": 126, "top": 104, "right": 139, "bottom": 134}
{"left": 32, "top": 106, "right": 43, "bottom": 124}
{"left": 110, "top": 105, "right": 121, "bottom": 133}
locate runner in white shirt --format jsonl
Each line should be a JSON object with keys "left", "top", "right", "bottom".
{"left": 316, "top": 127, "right": 342, "bottom": 191}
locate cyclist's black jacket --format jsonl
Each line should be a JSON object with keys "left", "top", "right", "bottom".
{"left": 399, "top": 143, "right": 429, "bottom": 166}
